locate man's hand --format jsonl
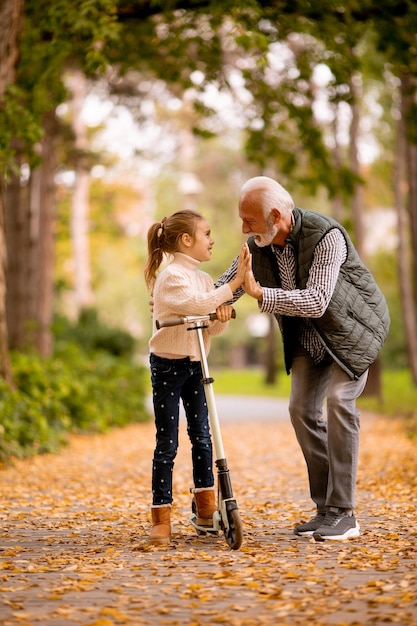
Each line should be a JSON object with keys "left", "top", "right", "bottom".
{"left": 244, "top": 265, "right": 263, "bottom": 302}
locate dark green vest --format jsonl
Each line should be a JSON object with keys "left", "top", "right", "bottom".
{"left": 248, "top": 208, "right": 390, "bottom": 379}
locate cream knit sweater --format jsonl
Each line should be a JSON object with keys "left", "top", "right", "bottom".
{"left": 149, "top": 253, "right": 233, "bottom": 361}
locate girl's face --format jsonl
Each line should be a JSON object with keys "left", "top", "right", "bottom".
{"left": 186, "top": 218, "right": 214, "bottom": 262}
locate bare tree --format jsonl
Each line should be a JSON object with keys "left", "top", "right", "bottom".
{"left": 69, "top": 69, "right": 94, "bottom": 314}
{"left": 33, "top": 112, "right": 59, "bottom": 355}
{"left": 0, "top": 0, "right": 25, "bottom": 383}
{"left": 4, "top": 120, "right": 58, "bottom": 356}
{"left": 348, "top": 72, "right": 365, "bottom": 259}
{"left": 395, "top": 75, "right": 417, "bottom": 384}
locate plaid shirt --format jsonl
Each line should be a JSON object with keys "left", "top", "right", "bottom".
{"left": 262, "top": 228, "right": 347, "bottom": 363}
{"left": 217, "top": 223, "right": 347, "bottom": 363}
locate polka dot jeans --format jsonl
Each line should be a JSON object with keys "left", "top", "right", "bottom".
{"left": 150, "top": 354, "right": 214, "bottom": 505}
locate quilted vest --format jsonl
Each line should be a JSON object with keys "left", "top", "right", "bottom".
{"left": 248, "top": 208, "right": 390, "bottom": 379}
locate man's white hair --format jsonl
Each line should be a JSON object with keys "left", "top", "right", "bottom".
{"left": 239, "top": 176, "right": 295, "bottom": 217}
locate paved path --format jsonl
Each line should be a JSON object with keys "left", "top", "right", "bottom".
{"left": 146, "top": 393, "right": 290, "bottom": 422}
{"left": 1, "top": 397, "right": 417, "bottom": 625}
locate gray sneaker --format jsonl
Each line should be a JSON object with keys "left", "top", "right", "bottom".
{"left": 294, "top": 511, "right": 327, "bottom": 536}
{"left": 313, "top": 510, "right": 360, "bottom": 541}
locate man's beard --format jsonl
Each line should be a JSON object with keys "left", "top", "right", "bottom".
{"left": 250, "top": 216, "right": 278, "bottom": 247}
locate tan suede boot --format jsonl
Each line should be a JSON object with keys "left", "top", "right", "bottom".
{"left": 148, "top": 505, "right": 171, "bottom": 545}
{"left": 193, "top": 487, "right": 217, "bottom": 526}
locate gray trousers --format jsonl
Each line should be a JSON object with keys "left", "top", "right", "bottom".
{"left": 289, "top": 349, "right": 368, "bottom": 511}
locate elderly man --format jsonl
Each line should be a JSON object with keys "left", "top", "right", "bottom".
{"left": 217, "top": 176, "right": 390, "bottom": 541}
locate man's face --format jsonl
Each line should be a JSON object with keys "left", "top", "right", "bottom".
{"left": 253, "top": 214, "right": 279, "bottom": 247}
{"left": 239, "top": 196, "right": 278, "bottom": 247}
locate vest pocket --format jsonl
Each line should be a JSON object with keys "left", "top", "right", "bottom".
{"left": 347, "top": 309, "right": 378, "bottom": 336}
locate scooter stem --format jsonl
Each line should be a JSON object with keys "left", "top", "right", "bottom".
{"left": 194, "top": 324, "right": 226, "bottom": 461}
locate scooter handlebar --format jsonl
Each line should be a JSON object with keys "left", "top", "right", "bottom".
{"left": 156, "top": 309, "right": 236, "bottom": 329}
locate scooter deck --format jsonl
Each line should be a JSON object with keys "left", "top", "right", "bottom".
{"left": 189, "top": 511, "right": 221, "bottom": 536}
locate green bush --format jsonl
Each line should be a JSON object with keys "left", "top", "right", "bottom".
{"left": 52, "top": 308, "right": 136, "bottom": 357}
{"left": 0, "top": 374, "right": 69, "bottom": 461}
{"left": 0, "top": 338, "right": 151, "bottom": 463}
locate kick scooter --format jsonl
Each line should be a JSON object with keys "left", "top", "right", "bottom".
{"left": 156, "top": 311, "right": 243, "bottom": 550}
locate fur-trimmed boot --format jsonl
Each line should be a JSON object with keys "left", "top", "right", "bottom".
{"left": 148, "top": 505, "right": 171, "bottom": 545}
{"left": 193, "top": 487, "right": 217, "bottom": 527}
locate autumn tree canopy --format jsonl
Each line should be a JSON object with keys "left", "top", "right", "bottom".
{"left": 0, "top": 0, "right": 417, "bottom": 380}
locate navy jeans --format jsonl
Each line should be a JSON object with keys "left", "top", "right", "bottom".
{"left": 150, "top": 354, "right": 214, "bottom": 505}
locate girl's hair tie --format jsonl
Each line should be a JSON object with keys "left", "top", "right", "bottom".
{"left": 157, "top": 217, "right": 167, "bottom": 238}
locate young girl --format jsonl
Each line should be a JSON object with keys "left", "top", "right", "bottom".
{"left": 144, "top": 210, "right": 248, "bottom": 545}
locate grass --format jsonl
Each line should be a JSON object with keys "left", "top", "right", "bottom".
{"left": 145, "top": 366, "right": 417, "bottom": 435}
{"left": 358, "top": 368, "right": 417, "bottom": 423}
{"left": 211, "top": 367, "right": 417, "bottom": 420}
{"left": 211, "top": 367, "right": 291, "bottom": 398}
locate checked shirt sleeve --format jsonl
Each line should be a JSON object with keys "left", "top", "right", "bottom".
{"left": 215, "top": 255, "right": 245, "bottom": 302}
{"left": 260, "top": 229, "right": 347, "bottom": 318}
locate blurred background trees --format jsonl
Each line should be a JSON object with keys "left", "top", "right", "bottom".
{"left": 1, "top": 0, "right": 417, "bottom": 419}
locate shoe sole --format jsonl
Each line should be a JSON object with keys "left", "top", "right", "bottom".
{"left": 147, "top": 535, "right": 172, "bottom": 545}
{"left": 313, "top": 522, "right": 360, "bottom": 542}
{"left": 294, "top": 529, "right": 315, "bottom": 537}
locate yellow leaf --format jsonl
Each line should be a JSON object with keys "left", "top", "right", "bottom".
{"left": 100, "top": 607, "right": 132, "bottom": 622}
{"left": 284, "top": 572, "right": 301, "bottom": 579}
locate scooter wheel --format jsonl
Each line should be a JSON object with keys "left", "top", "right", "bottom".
{"left": 225, "top": 508, "right": 243, "bottom": 550}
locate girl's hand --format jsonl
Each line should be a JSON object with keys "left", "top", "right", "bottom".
{"left": 229, "top": 243, "right": 251, "bottom": 292}
{"left": 236, "top": 243, "right": 251, "bottom": 283}
{"left": 215, "top": 304, "right": 235, "bottom": 322}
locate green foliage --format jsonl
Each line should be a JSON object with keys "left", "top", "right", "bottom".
{"left": 53, "top": 308, "right": 136, "bottom": 357}
{"left": 0, "top": 313, "right": 150, "bottom": 463}
{"left": 23, "top": 0, "right": 120, "bottom": 80}
{"left": 0, "top": 375, "right": 67, "bottom": 461}
{"left": 0, "top": 85, "right": 43, "bottom": 177}
{"left": 1, "top": 0, "right": 121, "bottom": 172}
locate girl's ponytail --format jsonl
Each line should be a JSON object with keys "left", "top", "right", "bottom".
{"left": 144, "top": 219, "right": 166, "bottom": 292}
{"left": 144, "top": 210, "right": 202, "bottom": 293}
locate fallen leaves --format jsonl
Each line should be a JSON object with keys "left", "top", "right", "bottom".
{"left": 0, "top": 413, "right": 416, "bottom": 625}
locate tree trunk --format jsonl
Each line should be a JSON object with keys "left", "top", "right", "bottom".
{"left": 0, "top": 0, "right": 24, "bottom": 96}
{"left": 0, "top": 0, "right": 25, "bottom": 384}
{"left": 34, "top": 111, "right": 59, "bottom": 355}
{"left": 402, "top": 75, "right": 417, "bottom": 314}
{"left": 394, "top": 74, "right": 417, "bottom": 384}
{"left": 409, "top": 139, "right": 417, "bottom": 312}
{"left": 0, "top": 189, "right": 13, "bottom": 385}
{"left": 264, "top": 314, "right": 278, "bottom": 385}
{"left": 69, "top": 69, "right": 94, "bottom": 314}
{"left": 347, "top": 71, "right": 383, "bottom": 396}
{"left": 5, "top": 150, "right": 32, "bottom": 350}
{"left": 348, "top": 73, "right": 365, "bottom": 259}
{"left": 5, "top": 111, "right": 58, "bottom": 356}
{"left": 330, "top": 104, "right": 344, "bottom": 224}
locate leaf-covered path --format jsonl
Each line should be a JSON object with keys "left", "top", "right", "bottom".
{"left": 1, "top": 396, "right": 417, "bottom": 625}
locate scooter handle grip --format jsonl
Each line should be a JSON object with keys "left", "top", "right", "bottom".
{"left": 156, "top": 308, "right": 236, "bottom": 329}
{"left": 156, "top": 317, "right": 187, "bottom": 329}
